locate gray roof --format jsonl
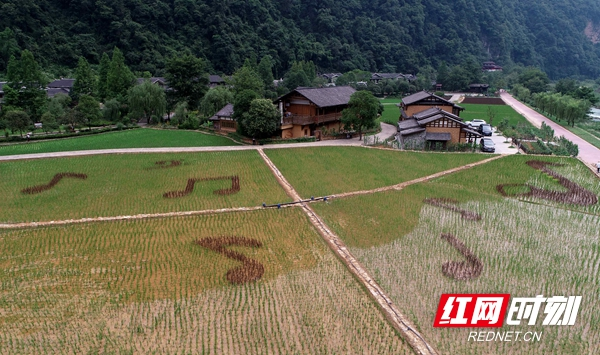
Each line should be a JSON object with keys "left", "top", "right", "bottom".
{"left": 371, "top": 73, "right": 405, "bottom": 80}
{"left": 320, "top": 73, "right": 342, "bottom": 79}
{"left": 414, "top": 107, "right": 464, "bottom": 125}
{"left": 136, "top": 77, "right": 167, "bottom": 85}
{"left": 210, "top": 75, "right": 225, "bottom": 84}
{"left": 282, "top": 86, "right": 357, "bottom": 108}
{"left": 425, "top": 132, "right": 452, "bottom": 141}
{"left": 463, "top": 127, "right": 482, "bottom": 136}
{"left": 399, "top": 127, "right": 426, "bottom": 136}
{"left": 0, "top": 81, "right": 6, "bottom": 93}
{"left": 401, "top": 90, "right": 463, "bottom": 109}
{"left": 209, "top": 103, "right": 234, "bottom": 120}
{"left": 46, "top": 88, "right": 70, "bottom": 98}
{"left": 398, "top": 118, "right": 420, "bottom": 130}
{"left": 47, "top": 79, "right": 75, "bottom": 88}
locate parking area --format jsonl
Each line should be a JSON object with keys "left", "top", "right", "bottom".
{"left": 479, "top": 128, "right": 518, "bottom": 155}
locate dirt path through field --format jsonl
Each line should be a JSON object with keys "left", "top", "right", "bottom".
{"left": 257, "top": 148, "right": 439, "bottom": 355}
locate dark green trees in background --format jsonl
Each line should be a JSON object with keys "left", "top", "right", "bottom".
{"left": 165, "top": 54, "right": 209, "bottom": 110}
{"left": 97, "top": 53, "right": 111, "bottom": 101}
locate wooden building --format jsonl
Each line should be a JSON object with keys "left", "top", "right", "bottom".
{"left": 398, "top": 91, "right": 464, "bottom": 119}
{"left": 275, "top": 86, "right": 356, "bottom": 139}
{"left": 397, "top": 107, "right": 481, "bottom": 148}
{"left": 208, "top": 103, "right": 236, "bottom": 132}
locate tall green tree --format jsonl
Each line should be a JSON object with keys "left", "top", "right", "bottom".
{"left": 128, "top": 80, "right": 167, "bottom": 123}
{"left": 242, "top": 99, "right": 280, "bottom": 139}
{"left": 164, "top": 54, "right": 209, "bottom": 109}
{"left": 75, "top": 95, "right": 101, "bottom": 129}
{"left": 257, "top": 55, "right": 275, "bottom": 89}
{"left": 5, "top": 110, "right": 30, "bottom": 137}
{"left": 200, "top": 86, "right": 233, "bottom": 117}
{"left": 5, "top": 50, "right": 47, "bottom": 121}
{"left": 231, "top": 63, "right": 264, "bottom": 124}
{"left": 341, "top": 90, "right": 379, "bottom": 140}
{"left": 71, "top": 57, "right": 96, "bottom": 101}
{"left": 518, "top": 67, "right": 550, "bottom": 94}
{"left": 106, "top": 47, "right": 134, "bottom": 101}
{"left": 97, "top": 52, "right": 111, "bottom": 101}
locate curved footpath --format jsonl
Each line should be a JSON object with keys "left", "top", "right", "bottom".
{"left": 501, "top": 91, "right": 600, "bottom": 169}
{"left": 0, "top": 122, "right": 399, "bottom": 161}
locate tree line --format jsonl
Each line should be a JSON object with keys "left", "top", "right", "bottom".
{"left": 1, "top": 0, "right": 600, "bottom": 80}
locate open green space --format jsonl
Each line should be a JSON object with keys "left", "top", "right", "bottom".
{"left": 378, "top": 98, "right": 401, "bottom": 125}
{"left": 0, "top": 128, "right": 238, "bottom": 156}
{"left": 311, "top": 154, "right": 600, "bottom": 354}
{"left": 0, "top": 151, "right": 290, "bottom": 222}
{"left": 0, "top": 208, "right": 411, "bottom": 354}
{"left": 265, "top": 146, "right": 490, "bottom": 198}
{"left": 460, "top": 103, "right": 532, "bottom": 128}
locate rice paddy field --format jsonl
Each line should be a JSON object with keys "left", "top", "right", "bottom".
{"left": 313, "top": 154, "right": 600, "bottom": 354}
{"left": 0, "top": 128, "right": 238, "bottom": 156}
{"left": 265, "top": 146, "right": 490, "bottom": 198}
{"left": 0, "top": 209, "right": 411, "bottom": 354}
{"left": 2, "top": 146, "right": 600, "bottom": 354}
{"left": 0, "top": 151, "right": 290, "bottom": 223}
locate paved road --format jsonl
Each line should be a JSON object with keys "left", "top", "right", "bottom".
{"left": 501, "top": 91, "right": 600, "bottom": 169}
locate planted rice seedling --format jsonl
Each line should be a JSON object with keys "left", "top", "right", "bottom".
{"left": 0, "top": 151, "right": 290, "bottom": 223}
{"left": 265, "top": 146, "right": 490, "bottom": 198}
{"left": 0, "top": 208, "right": 412, "bottom": 354}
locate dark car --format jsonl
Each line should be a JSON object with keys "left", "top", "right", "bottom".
{"left": 480, "top": 138, "right": 495, "bottom": 153}
{"left": 478, "top": 124, "right": 493, "bottom": 136}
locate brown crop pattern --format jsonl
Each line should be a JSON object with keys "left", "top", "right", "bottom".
{"left": 496, "top": 160, "right": 598, "bottom": 206}
{"left": 163, "top": 176, "right": 240, "bottom": 198}
{"left": 21, "top": 173, "right": 88, "bottom": 194}
{"left": 440, "top": 233, "right": 483, "bottom": 281}
{"left": 196, "top": 236, "right": 264, "bottom": 284}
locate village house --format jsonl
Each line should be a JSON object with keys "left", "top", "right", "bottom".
{"left": 396, "top": 91, "right": 481, "bottom": 148}
{"left": 399, "top": 90, "right": 464, "bottom": 119}
{"left": 46, "top": 78, "right": 75, "bottom": 98}
{"left": 136, "top": 77, "right": 169, "bottom": 89}
{"left": 0, "top": 81, "right": 6, "bottom": 103}
{"left": 209, "top": 75, "right": 226, "bottom": 88}
{"left": 208, "top": 103, "right": 236, "bottom": 132}
{"left": 275, "top": 86, "right": 356, "bottom": 139}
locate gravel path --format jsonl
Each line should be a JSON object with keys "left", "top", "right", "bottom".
{"left": 501, "top": 91, "right": 600, "bottom": 169}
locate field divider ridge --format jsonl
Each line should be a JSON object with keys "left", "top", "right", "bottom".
{"left": 0, "top": 206, "right": 292, "bottom": 229}
{"left": 329, "top": 155, "right": 505, "bottom": 200}
{"left": 257, "top": 148, "right": 439, "bottom": 355}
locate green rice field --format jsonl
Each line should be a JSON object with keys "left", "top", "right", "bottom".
{"left": 0, "top": 128, "right": 238, "bottom": 156}
{"left": 460, "top": 103, "right": 532, "bottom": 128}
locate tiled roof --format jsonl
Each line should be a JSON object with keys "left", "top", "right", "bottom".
{"left": 209, "top": 103, "right": 234, "bottom": 120}
{"left": 47, "top": 79, "right": 75, "bottom": 88}
{"left": 279, "top": 86, "right": 356, "bottom": 108}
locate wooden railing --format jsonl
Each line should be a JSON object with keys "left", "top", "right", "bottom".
{"left": 282, "top": 112, "right": 342, "bottom": 126}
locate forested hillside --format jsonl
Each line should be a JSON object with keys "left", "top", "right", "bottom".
{"left": 1, "top": 0, "right": 600, "bottom": 79}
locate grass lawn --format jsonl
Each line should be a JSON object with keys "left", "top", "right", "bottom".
{"left": 565, "top": 125, "right": 600, "bottom": 149}
{"left": 0, "top": 208, "right": 411, "bottom": 354}
{"left": 460, "top": 103, "right": 532, "bottom": 128}
{"left": 0, "top": 151, "right": 291, "bottom": 222}
{"left": 265, "top": 146, "right": 490, "bottom": 198}
{"left": 311, "top": 154, "right": 600, "bottom": 354}
{"left": 378, "top": 98, "right": 401, "bottom": 125}
{"left": 0, "top": 128, "right": 238, "bottom": 156}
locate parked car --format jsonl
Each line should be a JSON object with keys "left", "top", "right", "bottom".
{"left": 478, "top": 124, "right": 493, "bottom": 136}
{"left": 480, "top": 138, "right": 495, "bottom": 153}
{"left": 467, "top": 119, "right": 487, "bottom": 128}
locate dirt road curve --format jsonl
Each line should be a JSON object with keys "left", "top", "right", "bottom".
{"left": 501, "top": 91, "right": 600, "bottom": 169}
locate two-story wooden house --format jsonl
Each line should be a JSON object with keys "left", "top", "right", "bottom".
{"left": 275, "top": 86, "right": 356, "bottom": 139}
{"left": 398, "top": 90, "right": 464, "bottom": 119}
{"left": 396, "top": 91, "right": 480, "bottom": 148}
